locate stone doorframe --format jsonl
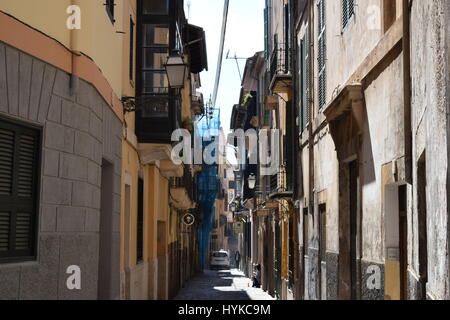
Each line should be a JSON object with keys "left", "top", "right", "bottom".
{"left": 324, "top": 84, "right": 366, "bottom": 300}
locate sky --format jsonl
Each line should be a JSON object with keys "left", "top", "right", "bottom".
{"left": 186, "top": 0, "right": 265, "bottom": 135}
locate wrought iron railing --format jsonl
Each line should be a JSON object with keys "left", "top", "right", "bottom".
{"left": 270, "top": 173, "right": 279, "bottom": 194}
{"left": 170, "top": 166, "right": 196, "bottom": 202}
{"left": 191, "top": 92, "right": 204, "bottom": 115}
{"left": 269, "top": 42, "right": 291, "bottom": 83}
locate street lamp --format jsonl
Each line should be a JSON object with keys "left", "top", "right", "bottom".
{"left": 164, "top": 50, "right": 188, "bottom": 89}
{"left": 248, "top": 173, "right": 256, "bottom": 190}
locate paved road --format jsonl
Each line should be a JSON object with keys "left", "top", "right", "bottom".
{"left": 174, "top": 269, "right": 275, "bottom": 300}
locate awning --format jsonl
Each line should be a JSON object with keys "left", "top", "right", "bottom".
{"left": 185, "top": 24, "right": 208, "bottom": 74}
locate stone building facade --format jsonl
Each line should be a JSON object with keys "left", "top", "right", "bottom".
{"left": 409, "top": 0, "right": 450, "bottom": 300}
{"left": 248, "top": 0, "right": 450, "bottom": 300}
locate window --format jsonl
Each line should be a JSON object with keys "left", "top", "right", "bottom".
{"left": 342, "top": 0, "right": 354, "bottom": 29}
{"left": 105, "top": 0, "right": 115, "bottom": 24}
{"left": 284, "top": 101, "right": 294, "bottom": 191}
{"left": 300, "top": 25, "right": 310, "bottom": 131}
{"left": 143, "top": 0, "right": 169, "bottom": 15}
{"left": 283, "top": 3, "right": 290, "bottom": 73}
{"left": 129, "top": 17, "right": 135, "bottom": 81}
{"left": 141, "top": 24, "right": 169, "bottom": 95}
{"left": 0, "top": 117, "right": 40, "bottom": 262}
{"left": 212, "top": 252, "right": 228, "bottom": 258}
{"left": 318, "top": 0, "right": 327, "bottom": 109}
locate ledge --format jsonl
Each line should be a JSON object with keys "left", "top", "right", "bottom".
{"left": 323, "top": 83, "right": 365, "bottom": 130}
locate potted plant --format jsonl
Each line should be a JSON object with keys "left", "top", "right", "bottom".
{"left": 240, "top": 93, "right": 253, "bottom": 108}
{"left": 182, "top": 117, "right": 193, "bottom": 132}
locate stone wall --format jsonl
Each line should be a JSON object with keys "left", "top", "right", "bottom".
{"left": 410, "top": 0, "right": 450, "bottom": 300}
{"left": 0, "top": 41, "right": 122, "bottom": 300}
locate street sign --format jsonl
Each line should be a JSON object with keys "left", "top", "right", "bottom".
{"left": 233, "top": 222, "right": 244, "bottom": 234}
{"left": 182, "top": 213, "right": 195, "bottom": 226}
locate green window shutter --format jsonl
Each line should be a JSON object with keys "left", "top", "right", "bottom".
{"left": 264, "top": 8, "right": 269, "bottom": 60}
{"left": 284, "top": 3, "right": 290, "bottom": 72}
{"left": 0, "top": 118, "right": 40, "bottom": 261}
{"left": 285, "top": 101, "right": 294, "bottom": 191}
{"left": 318, "top": 0, "right": 327, "bottom": 109}
{"left": 303, "top": 25, "right": 310, "bottom": 130}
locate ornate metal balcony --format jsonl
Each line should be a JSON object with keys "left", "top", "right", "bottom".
{"left": 269, "top": 43, "right": 293, "bottom": 94}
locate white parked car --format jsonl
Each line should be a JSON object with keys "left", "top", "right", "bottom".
{"left": 210, "top": 250, "right": 230, "bottom": 270}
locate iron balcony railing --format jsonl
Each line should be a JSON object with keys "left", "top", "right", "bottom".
{"left": 269, "top": 167, "right": 293, "bottom": 197}
{"left": 191, "top": 92, "right": 205, "bottom": 116}
{"left": 269, "top": 42, "right": 291, "bottom": 83}
{"left": 170, "top": 166, "right": 196, "bottom": 202}
{"left": 270, "top": 172, "right": 279, "bottom": 195}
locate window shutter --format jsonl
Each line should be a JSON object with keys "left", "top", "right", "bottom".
{"left": 18, "top": 135, "right": 37, "bottom": 198}
{"left": 343, "top": 0, "right": 354, "bottom": 29}
{"left": 285, "top": 101, "right": 294, "bottom": 191}
{"left": 318, "top": 0, "right": 327, "bottom": 109}
{"left": 0, "top": 212, "right": 10, "bottom": 252}
{"left": 0, "top": 128, "right": 14, "bottom": 196}
{"left": 264, "top": 8, "right": 269, "bottom": 60}
{"left": 284, "top": 3, "right": 290, "bottom": 73}
{"left": 0, "top": 118, "right": 40, "bottom": 261}
{"left": 303, "top": 25, "right": 310, "bottom": 130}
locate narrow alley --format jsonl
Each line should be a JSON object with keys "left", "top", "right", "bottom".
{"left": 0, "top": 0, "right": 449, "bottom": 304}
{"left": 175, "top": 269, "right": 275, "bottom": 301}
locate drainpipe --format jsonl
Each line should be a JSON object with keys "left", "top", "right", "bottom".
{"left": 308, "top": 0, "right": 315, "bottom": 212}
{"left": 69, "top": 0, "right": 82, "bottom": 94}
{"left": 403, "top": 0, "right": 412, "bottom": 184}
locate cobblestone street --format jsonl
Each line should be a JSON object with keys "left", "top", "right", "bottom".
{"left": 174, "top": 269, "right": 275, "bottom": 300}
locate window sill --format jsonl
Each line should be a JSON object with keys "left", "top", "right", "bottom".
{"left": 0, "top": 259, "right": 38, "bottom": 268}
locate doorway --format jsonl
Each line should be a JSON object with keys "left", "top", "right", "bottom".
{"left": 98, "top": 159, "right": 114, "bottom": 299}
{"left": 384, "top": 182, "right": 408, "bottom": 300}
{"left": 417, "top": 152, "right": 428, "bottom": 299}
{"left": 319, "top": 204, "right": 327, "bottom": 300}
{"left": 338, "top": 160, "right": 360, "bottom": 300}
{"left": 398, "top": 185, "right": 408, "bottom": 300}
{"left": 349, "top": 160, "right": 360, "bottom": 300}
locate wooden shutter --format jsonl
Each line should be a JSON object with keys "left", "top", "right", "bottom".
{"left": 264, "top": 7, "right": 269, "bottom": 60}
{"left": 285, "top": 101, "right": 294, "bottom": 191}
{"left": 301, "top": 25, "right": 310, "bottom": 131}
{"left": 318, "top": 0, "right": 327, "bottom": 109}
{"left": 0, "top": 117, "right": 40, "bottom": 261}
{"left": 284, "top": 3, "right": 290, "bottom": 73}
{"left": 343, "top": 0, "right": 354, "bottom": 29}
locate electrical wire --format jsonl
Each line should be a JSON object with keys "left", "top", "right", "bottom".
{"left": 211, "top": 0, "right": 230, "bottom": 108}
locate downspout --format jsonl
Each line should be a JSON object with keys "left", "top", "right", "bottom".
{"left": 308, "top": 0, "right": 315, "bottom": 232}
{"left": 69, "top": 0, "right": 82, "bottom": 95}
{"left": 403, "top": 0, "right": 412, "bottom": 184}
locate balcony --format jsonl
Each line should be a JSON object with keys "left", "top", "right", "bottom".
{"left": 269, "top": 169, "right": 293, "bottom": 199}
{"left": 230, "top": 104, "right": 247, "bottom": 130}
{"left": 135, "top": 91, "right": 182, "bottom": 144}
{"left": 191, "top": 92, "right": 205, "bottom": 116}
{"left": 269, "top": 43, "right": 293, "bottom": 94}
{"left": 169, "top": 166, "right": 196, "bottom": 210}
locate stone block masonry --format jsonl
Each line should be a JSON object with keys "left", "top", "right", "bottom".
{"left": 0, "top": 41, "right": 122, "bottom": 300}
